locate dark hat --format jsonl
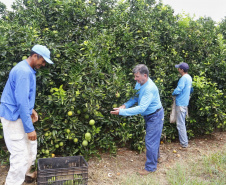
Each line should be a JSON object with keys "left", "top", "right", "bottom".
{"left": 175, "top": 62, "right": 189, "bottom": 70}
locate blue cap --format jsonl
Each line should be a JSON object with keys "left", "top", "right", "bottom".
{"left": 175, "top": 62, "right": 189, "bottom": 70}
{"left": 32, "top": 45, "right": 54, "bottom": 64}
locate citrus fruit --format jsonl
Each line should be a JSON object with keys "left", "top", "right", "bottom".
{"left": 116, "top": 92, "right": 120, "bottom": 98}
{"left": 83, "top": 108, "right": 88, "bottom": 112}
{"left": 66, "top": 129, "right": 70, "bottom": 134}
{"left": 22, "top": 56, "right": 27, "bottom": 60}
{"left": 44, "top": 132, "right": 49, "bottom": 137}
{"left": 74, "top": 138, "right": 78, "bottom": 143}
{"left": 77, "top": 110, "right": 81, "bottom": 114}
{"left": 89, "top": 119, "right": 95, "bottom": 125}
{"left": 85, "top": 133, "right": 91, "bottom": 140}
{"left": 51, "top": 153, "right": 55, "bottom": 158}
{"left": 45, "top": 150, "right": 49, "bottom": 155}
{"left": 55, "top": 144, "right": 59, "bottom": 148}
{"left": 82, "top": 140, "right": 88, "bottom": 146}
{"left": 84, "top": 114, "right": 89, "bottom": 119}
{"left": 59, "top": 142, "right": 64, "bottom": 146}
{"left": 112, "top": 104, "right": 118, "bottom": 108}
{"left": 68, "top": 111, "right": 73, "bottom": 116}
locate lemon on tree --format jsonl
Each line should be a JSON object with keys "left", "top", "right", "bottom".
{"left": 116, "top": 92, "right": 120, "bottom": 98}
{"left": 68, "top": 111, "right": 73, "bottom": 116}
{"left": 89, "top": 119, "right": 95, "bottom": 126}
{"left": 73, "top": 138, "right": 78, "bottom": 143}
{"left": 112, "top": 104, "right": 118, "bottom": 108}
{"left": 84, "top": 114, "right": 89, "bottom": 119}
{"left": 22, "top": 56, "right": 27, "bottom": 60}
{"left": 82, "top": 140, "right": 88, "bottom": 146}
{"left": 59, "top": 142, "right": 64, "bottom": 147}
{"left": 85, "top": 132, "right": 91, "bottom": 141}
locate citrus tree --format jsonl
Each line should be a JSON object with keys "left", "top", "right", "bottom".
{"left": 0, "top": 0, "right": 225, "bottom": 159}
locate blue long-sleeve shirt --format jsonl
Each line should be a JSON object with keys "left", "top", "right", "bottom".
{"left": 172, "top": 74, "right": 192, "bottom": 106}
{"left": 0, "top": 60, "right": 36, "bottom": 133}
{"left": 119, "top": 78, "right": 162, "bottom": 116}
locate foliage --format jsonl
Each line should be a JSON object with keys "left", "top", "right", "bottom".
{"left": 0, "top": 0, "right": 225, "bottom": 159}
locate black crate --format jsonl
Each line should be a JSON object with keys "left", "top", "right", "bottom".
{"left": 37, "top": 156, "right": 88, "bottom": 185}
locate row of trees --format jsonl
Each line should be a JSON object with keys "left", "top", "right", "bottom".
{"left": 0, "top": 0, "right": 225, "bottom": 158}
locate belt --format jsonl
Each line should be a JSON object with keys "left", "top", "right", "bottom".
{"left": 145, "top": 107, "right": 162, "bottom": 117}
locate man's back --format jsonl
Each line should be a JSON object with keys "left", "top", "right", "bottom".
{"left": 173, "top": 74, "right": 192, "bottom": 106}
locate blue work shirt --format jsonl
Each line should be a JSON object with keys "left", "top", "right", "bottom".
{"left": 119, "top": 78, "right": 162, "bottom": 116}
{"left": 0, "top": 60, "right": 36, "bottom": 133}
{"left": 172, "top": 74, "right": 192, "bottom": 106}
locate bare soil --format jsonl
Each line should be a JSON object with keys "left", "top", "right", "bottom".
{"left": 0, "top": 131, "right": 225, "bottom": 185}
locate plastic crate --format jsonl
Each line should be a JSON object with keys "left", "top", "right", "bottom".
{"left": 37, "top": 156, "right": 88, "bottom": 185}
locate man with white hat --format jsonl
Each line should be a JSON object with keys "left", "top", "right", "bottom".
{"left": 0, "top": 45, "right": 54, "bottom": 184}
{"left": 172, "top": 62, "right": 192, "bottom": 149}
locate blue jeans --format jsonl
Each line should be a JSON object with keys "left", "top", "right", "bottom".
{"left": 144, "top": 108, "right": 164, "bottom": 172}
{"left": 176, "top": 106, "right": 188, "bottom": 147}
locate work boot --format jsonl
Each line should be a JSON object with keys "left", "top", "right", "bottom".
{"left": 137, "top": 169, "right": 152, "bottom": 176}
{"left": 25, "top": 171, "right": 37, "bottom": 183}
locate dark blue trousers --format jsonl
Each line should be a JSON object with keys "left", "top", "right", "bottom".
{"left": 144, "top": 107, "right": 164, "bottom": 172}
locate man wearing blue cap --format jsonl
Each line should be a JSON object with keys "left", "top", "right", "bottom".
{"left": 0, "top": 45, "right": 53, "bottom": 184}
{"left": 172, "top": 62, "right": 192, "bottom": 149}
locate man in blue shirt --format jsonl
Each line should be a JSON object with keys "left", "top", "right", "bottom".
{"left": 110, "top": 64, "right": 164, "bottom": 175}
{"left": 172, "top": 62, "right": 192, "bottom": 149}
{"left": 0, "top": 45, "right": 53, "bottom": 184}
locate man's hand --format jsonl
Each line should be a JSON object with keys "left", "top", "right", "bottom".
{"left": 118, "top": 104, "right": 126, "bottom": 109}
{"left": 27, "top": 130, "right": 37, "bottom": 141}
{"left": 110, "top": 108, "right": 120, "bottom": 115}
{"left": 31, "top": 109, "right": 38, "bottom": 123}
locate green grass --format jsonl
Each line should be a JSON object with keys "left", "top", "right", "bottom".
{"left": 120, "top": 173, "right": 162, "bottom": 185}
{"left": 167, "top": 147, "right": 226, "bottom": 185}
{"left": 118, "top": 146, "right": 226, "bottom": 185}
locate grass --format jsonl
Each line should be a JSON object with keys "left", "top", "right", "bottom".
{"left": 167, "top": 146, "right": 226, "bottom": 185}
{"left": 116, "top": 146, "right": 226, "bottom": 185}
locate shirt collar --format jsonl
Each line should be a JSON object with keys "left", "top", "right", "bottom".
{"left": 24, "top": 60, "right": 36, "bottom": 74}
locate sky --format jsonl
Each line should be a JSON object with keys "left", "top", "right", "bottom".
{"left": 1, "top": 0, "right": 226, "bottom": 22}
{"left": 161, "top": 0, "right": 226, "bottom": 23}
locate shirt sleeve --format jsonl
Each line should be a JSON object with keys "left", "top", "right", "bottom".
{"left": 124, "top": 96, "right": 138, "bottom": 108}
{"left": 15, "top": 73, "right": 34, "bottom": 133}
{"left": 172, "top": 77, "right": 185, "bottom": 96}
{"left": 119, "top": 89, "right": 153, "bottom": 116}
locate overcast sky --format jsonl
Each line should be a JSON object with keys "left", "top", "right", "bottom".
{"left": 161, "top": 0, "right": 226, "bottom": 22}
{"left": 1, "top": 0, "right": 226, "bottom": 22}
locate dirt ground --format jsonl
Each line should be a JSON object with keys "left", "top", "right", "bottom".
{"left": 0, "top": 131, "right": 225, "bottom": 185}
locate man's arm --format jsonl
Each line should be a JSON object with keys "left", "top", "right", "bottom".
{"left": 118, "top": 90, "right": 153, "bottom": 116}
{"left": 124, "top": 96, "right": 138, "bottom": 108}
{"left": 172, "top": 78, "right": 185, "bottom": 96}
{"left": 15, "top": 73, "right": 35, "bottom": 136}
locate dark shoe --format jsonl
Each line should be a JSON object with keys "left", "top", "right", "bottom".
{"left": 157, "top": 157, "right": 163, "bottom": 163}
{"left": 24, "top": 171, "right": 37, "bottom": 183}
{"left": 179, "top": 145, "right": 189, "bottom": 151}
{"left": 137, "top": 169, "right": 152, "bottom": 176}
